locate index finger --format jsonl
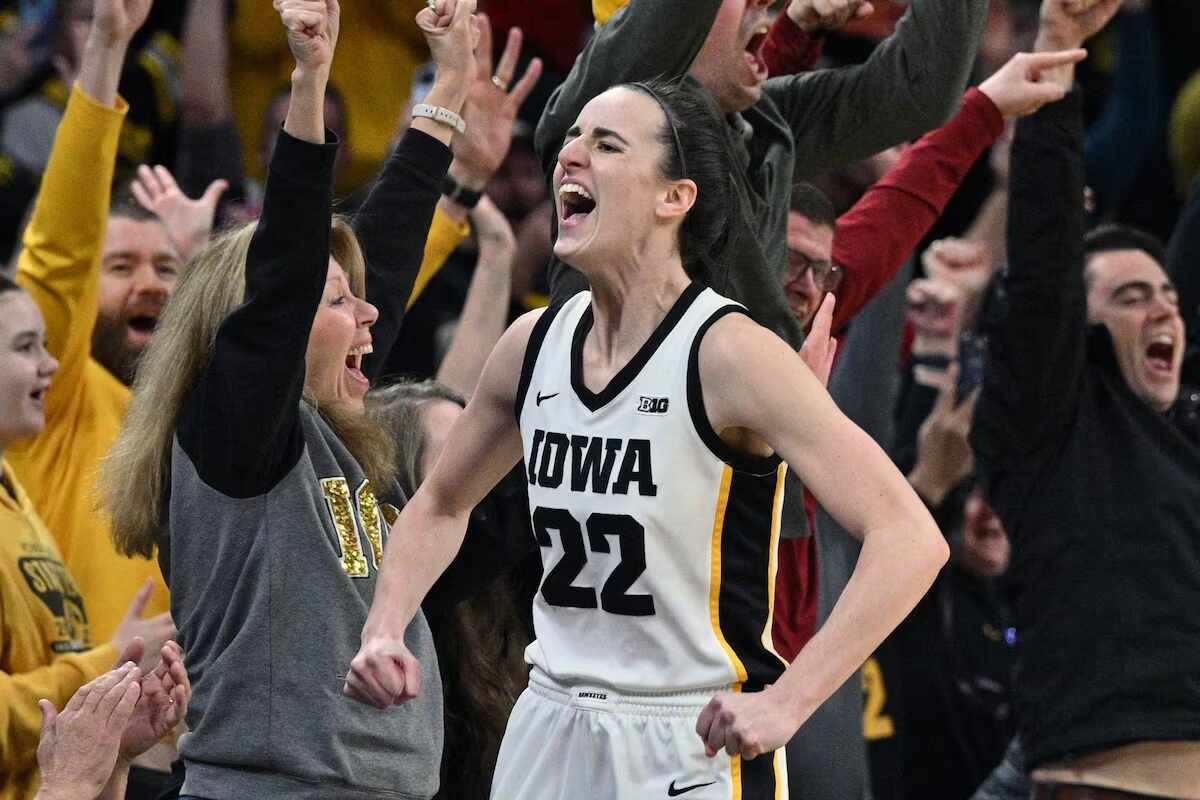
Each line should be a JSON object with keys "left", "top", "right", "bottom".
{"left": 952, "top": 386, "right": 982, "bottom": 423}
{"left": 930, "top": 363, "right": 960, "bottom": 415}
{"left": 474, "top": 13, "right": 493, "bottom": 76}
{"left": 1024, "top": 48, "right": 1087, "bottom": 71}
{"left": 809, "top": 292, "right": 836, "bottom": 340}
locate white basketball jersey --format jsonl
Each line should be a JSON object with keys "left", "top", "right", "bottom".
{"left": 515, "top": 284, "right": 789, "bottom": 693}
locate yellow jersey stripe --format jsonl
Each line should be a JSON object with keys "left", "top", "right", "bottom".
{"left": 709, "top": 465, "right": 748, "bottom": 683}
{"left": 760, "top": 463, "right": 788, "bottom": 663}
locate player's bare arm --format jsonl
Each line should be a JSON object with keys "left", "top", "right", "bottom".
{"left": 694, "top": 313, "right": 948, "bottom": 759}
{"left": 345, "top": 308, "right": 542, "bottom": 708}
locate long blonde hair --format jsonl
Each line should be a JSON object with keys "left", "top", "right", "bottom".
{"left": 104, "top": 216, "right": 394, "bottom": 558}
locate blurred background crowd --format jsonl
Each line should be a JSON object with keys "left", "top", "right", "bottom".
{"left": 2, "top": 0, "right": 1198, "bottom": 799}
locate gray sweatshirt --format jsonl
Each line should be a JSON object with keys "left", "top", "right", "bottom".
{"left": 163, "top": 129, "right": 447, "bottom": 799}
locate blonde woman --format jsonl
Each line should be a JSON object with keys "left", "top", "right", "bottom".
{"left": 101, "top": 1, "right": 478, "bottom": 797}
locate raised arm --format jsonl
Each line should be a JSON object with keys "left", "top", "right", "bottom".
{"left": 346, "top": 309, "right": 537, "bottom": 708}
{"left": 971, "top": 0, "right": 1120, "bottom": 465}
{"left": 829, "top": 49, "right": 1084, "bottom": 333}
{"left": 360, "top": 9, "right": 539, "bottom": 381}
{"left": 767, "top": 0, "right": 988, "bottom": 179}
{"left": 694, "top": 314, "right": 947, "bottom": 758}
{"left": 175, "top": 0, "right": 244, "bottom": 212}
{"left": 533, "top": 0, "right": 723, "bottom": 176}
{"left": 175, "top": 0, "right": 339, "bottom": 495}
{"left": 436, "top": 197, "right": 517, "bottom": 398}
{"left": 14, "top": 0, "right": 149, "bottom": 423}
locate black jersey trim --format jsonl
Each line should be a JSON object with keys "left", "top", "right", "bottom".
{"left": 718, "top": 467, "right": 788, "bottom": 692}
{"left": 739, "top": 746, "right": 781, "bottom": 797}
{"left": 570, "top": 282, "right": 705, "bottom": 413}
{"left": 687, "top": 306, "right": 783, "bottom": 475}
{"left": 514, "top": 301, "right": 568, "bottom": 422}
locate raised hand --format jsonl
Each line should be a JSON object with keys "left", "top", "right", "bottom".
{"left": 922, "top": 239, "right": 993, "bottom": 299}
{"left": 909, "top": 365, "right": 980, "bottom": 505}
{"left": 695, "top": 687, "right": 801, "bottom": 761}
{"left": 978, "top": 49, "right": 1088, "bottom": 117}
{"left": 274, "top": 0, "right": 340, "bottom": 75}
{"left": 1038, "top": 0, "right": 1122, "bottom": 49}
{"left": 110, "top": 579, "right": 176, "bottom": 673}
{"left": 131, "top": 165, "right": 227, "bottom": 263}
{"left": 417, "top": 0, "right": 479, "bottom": 80}
{"left": 119, "top": 641, "right": 190, "bottom": 760}
{"left": 35, "top": 663, "right": 142, "bottom": 800}
{"left": 798, "top": 292, "right": 839, "bottom": 388}
{"left": 787, "top": 0, "right": 875, "bottom": 33}
{"left": 449, "top": 15, "right": 543, "bottom": 190}
{"left": 344, "top": 634, "right": 423, "bottom": 709}
{"left": 92, "top": 0, "right": 154, "bottom": 47}
{"left": 906, "top": 276, "right": 964, "bottom": 358}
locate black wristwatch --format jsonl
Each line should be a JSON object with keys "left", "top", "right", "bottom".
{"left": 442, "top": 175, "right": 483, "bottom": 210}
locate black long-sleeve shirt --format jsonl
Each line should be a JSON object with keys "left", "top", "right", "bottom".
{"left": 970, "top": 92, "right": 1200, "bottom": 768}
{"left": 169, "top": 129, "right": 449, "bottom": 799}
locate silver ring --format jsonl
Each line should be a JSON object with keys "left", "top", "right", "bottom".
{"left": 426, "top": 0, "right": 436, "bottom": 10}
{"left": 491, "top": 75, "right": 508, "bottom": 91}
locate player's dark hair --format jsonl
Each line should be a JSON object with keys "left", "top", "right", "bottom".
{"left": 622, "top": 78, "right": 743, "bottom": 283}
{"left": 790, "top": 182, "right": 836, "bottom": 229}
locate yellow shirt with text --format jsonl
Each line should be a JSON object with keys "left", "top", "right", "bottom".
{"left": 0, "top": 462, "right": 116, "bottom": 800}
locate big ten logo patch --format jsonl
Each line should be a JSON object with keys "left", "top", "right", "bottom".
{"left": 19, "top": 557, "right": 91, "bottom": 652}
{"left": 319, "top": 478, "right": 397, "bottom": 578}
{"left": 637, "top": 396, "right": 670, "bottom": 415}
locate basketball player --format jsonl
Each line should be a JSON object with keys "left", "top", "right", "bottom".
{"left": 347, "top": 79, "right": 947, "bottom": 799}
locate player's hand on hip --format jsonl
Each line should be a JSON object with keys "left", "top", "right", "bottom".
{"left": 695, "top": 688, "right": 800, "bottom": 761}
{"left": 344, "top": 636, "right": 422, "bottom": 709}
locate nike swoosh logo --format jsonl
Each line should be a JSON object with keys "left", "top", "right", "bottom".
{"left": 536, "top": 392, "right": 559, "bottom": 406}
{"left": 667, "top": 779, "right": 716, "bottom": 796}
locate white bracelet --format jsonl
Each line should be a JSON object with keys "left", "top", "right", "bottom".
{"left": 411, "top": 104, "right": 466, "bottom": 134}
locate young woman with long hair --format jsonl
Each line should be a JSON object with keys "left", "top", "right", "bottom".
{"left": 101, "top": 1, "right": 479, "bottom": 797}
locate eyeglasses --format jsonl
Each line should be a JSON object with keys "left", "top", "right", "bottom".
{"left": 786, "top": 249, "right": 844, "bottom": 294}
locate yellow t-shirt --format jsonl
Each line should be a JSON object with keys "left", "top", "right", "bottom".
{"left": 8, "top": 85, "right": 171, "bottom": 644}
{"left": 0, "top": 461, "right": 116, "bottom": 800}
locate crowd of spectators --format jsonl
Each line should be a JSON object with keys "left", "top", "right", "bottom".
{"left": 1, "top": 0, "right": 1198, "bottom": 798}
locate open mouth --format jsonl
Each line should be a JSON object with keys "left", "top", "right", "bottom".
{"left": 559, "top": 182, "right": 596, "bottom": 227}
{"left": 29, "top": 385, "right": 48, "bottom": 409}
{"left": 744, "top": 31, "right": 768, "bottom": 80}
{"left": 127, "top": 315, "right": 158, "bottom": 336}
{"left": 1145, "top": 336, "right": 1176, "bottom": 376}
{"left": 345, "top": 343, "right": 372, "bottom": 388}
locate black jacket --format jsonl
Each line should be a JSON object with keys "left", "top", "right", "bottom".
{"left": 970, "top": 92, "right": 1200, "bottom": 768}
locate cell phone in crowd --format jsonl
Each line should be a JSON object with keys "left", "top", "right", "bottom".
{"left": 956, "top": 333, "right": 987, "bottom": 403}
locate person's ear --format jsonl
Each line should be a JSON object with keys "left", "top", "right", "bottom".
{"left": 658, "top": 178, "right": 697, "bottom": 223}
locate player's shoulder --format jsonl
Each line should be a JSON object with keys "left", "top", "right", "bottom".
{"left": 698, "top": 309, "right": 789, "bottom": 374}
{"left": 493, "top": 307, "right": 550, "bottom": 364}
